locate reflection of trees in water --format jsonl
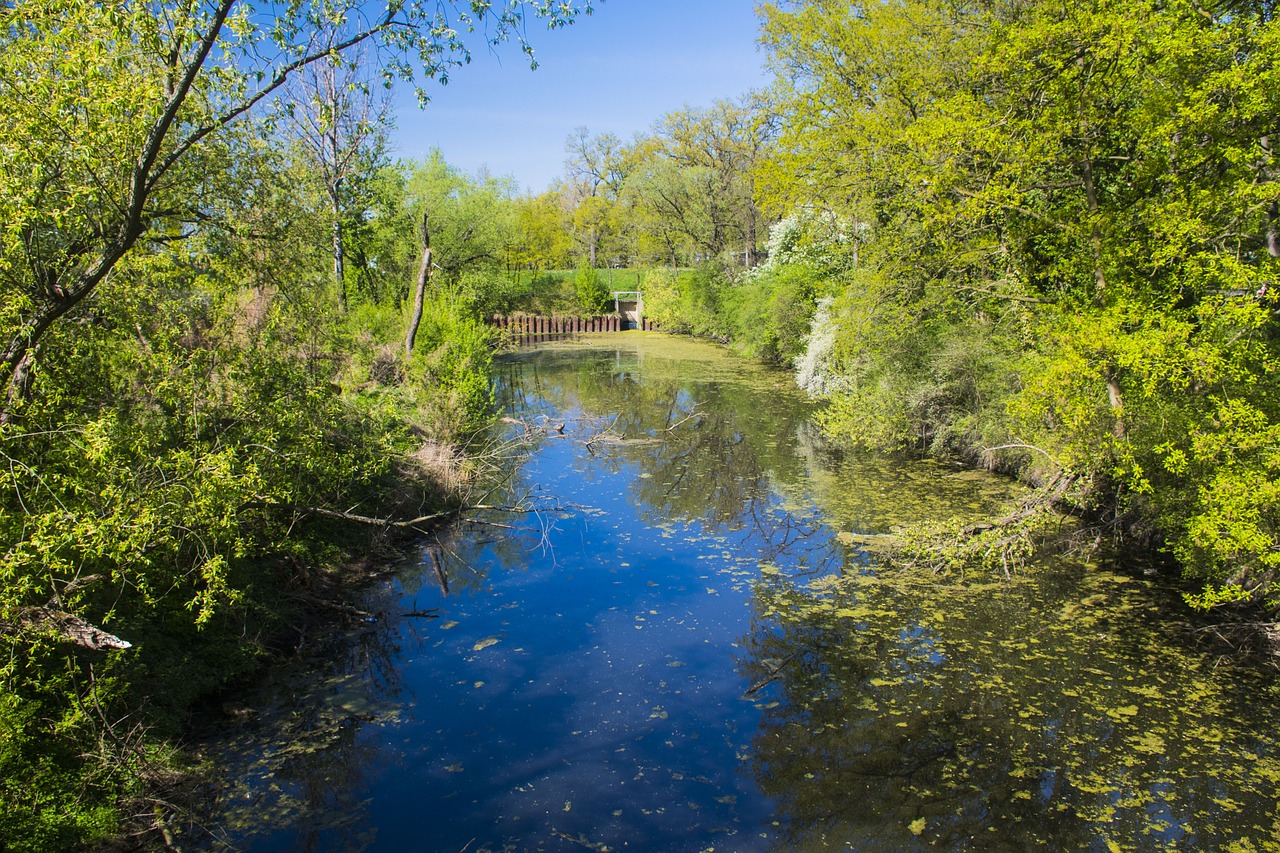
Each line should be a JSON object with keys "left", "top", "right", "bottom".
{"left": 198, "top": 579, "right": 421, "bottom": 851}
{"left": 737, "top": 566, "right": 1280, "bottom": 851}
{"left": 493, "top": 346, "right": 817, "bottom": 533}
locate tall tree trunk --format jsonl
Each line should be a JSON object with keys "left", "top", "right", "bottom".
{"left": 328, "top": 112, "right": 347, "bottom": 314}
{"left": 405, "top": 211, "right": 431, "bottom": 357}
{"left": 331, "top": 195, "right": 346, "bottom": 314}
{"left": 1106, "top": 369, "right": 1126, "bottom": 439}
{"left": 1267, "top": 199, "right": 1279, "bottom": 260}
{"left": 1, "top": 348, "right": 39, "bottom": 426}
{"left": 1082, "top": 144, "right": 1124, "bottom": 438}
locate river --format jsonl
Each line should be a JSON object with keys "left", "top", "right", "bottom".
{"left": 194, "top": 334, "right": 1280, "bottom": 852}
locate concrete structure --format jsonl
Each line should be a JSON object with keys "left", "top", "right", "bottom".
{"left": 612, "top": 291, "right": 643, "bottom": 330}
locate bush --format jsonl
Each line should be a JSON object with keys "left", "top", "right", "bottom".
{"left": 457, "top": 269, "right": 532, "bottom": 318}
{"left": 575, "top": 265, "right": 610, "bottom": 314}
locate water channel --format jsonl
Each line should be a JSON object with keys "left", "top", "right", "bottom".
{"left": 198, "top": 334, "right": 1280, "bottom": 852}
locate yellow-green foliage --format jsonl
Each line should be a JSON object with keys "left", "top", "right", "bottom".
{"left": 761, "top": 0, "right": 1280, "bottom": 612}
{"left": 0, "top": 199, "right": 501, "bottom": 852}
{"left": 574, "top": 265, "right": 610, "bottom": 314}
{"left": 404, "top": 291, "right": 497, "bottom": 440}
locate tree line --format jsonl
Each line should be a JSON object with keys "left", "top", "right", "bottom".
{"left": 584, "top": 0, "right": 1280, "bottom": 644}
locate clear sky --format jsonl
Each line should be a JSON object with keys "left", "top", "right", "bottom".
{"left": 389, "top": 0, "right": 771, "bottom": 194}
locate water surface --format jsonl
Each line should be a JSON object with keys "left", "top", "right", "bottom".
{"left": 199, "top": 334, "right": 1280, "bottom": 852}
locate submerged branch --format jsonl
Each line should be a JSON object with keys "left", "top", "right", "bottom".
{"left": 242, "top": 498, "right": 569, "bottom": 540}
{"left": 857, "top": 471, "right": 1082, "bottom": 578}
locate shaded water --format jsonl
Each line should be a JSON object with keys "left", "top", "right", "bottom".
{"left": 198, "top": 334, "right": 1280, "bottom": 852}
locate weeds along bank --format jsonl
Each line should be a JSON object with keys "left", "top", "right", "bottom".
{"left": 647, "top": 194, "right": 1280, "bottom": 655}
{"left": 0, "top": 259, "right": 500, "bottom": 849}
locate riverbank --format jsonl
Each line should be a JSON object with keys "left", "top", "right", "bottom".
{"left": 0, "top": 285, "right": 501, "bottom": 852}
{"left": 185, "top": 336, "right": 1280, "bottom": 851}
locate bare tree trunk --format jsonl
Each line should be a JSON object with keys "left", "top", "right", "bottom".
{"left": 1086, "top": 160, "right": 1126, "bottom": 439}
{"left": 405, "top": 211, "right": 431, "bottom": 357}
{"left": 1106, "top": 370, "right": 1126, "bottom": 439}
{"left": 1268, "top": 199, "right": 1279, "bottom": 260}
{"left": 1261, "top": 137, "right": 1279, "bottom": 261}
{"left": 1081, "top": 142, "right": 1125, "bottom": 439}
{"left": 331, "top": 192, "right": 347, "bottom": 313}
{"left": 0, "top": 348, "right": 38, "bottom": 426}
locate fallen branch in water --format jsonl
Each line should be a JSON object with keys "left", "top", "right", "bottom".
{"left": 459, "top": 517, "right": 522, "bottom": 530}
{"left": 744, "top": 651, "right": 801, "bottom": 697}
{"left": 427, "top": 546, "right": 449, "bottom": 596}
{"left": 242, "top": 500, "right": 563, "bottom": 532}
{"left": 241, "top": 500, "right": 453, "bottom": 529}
{"left": 864, "top": 471, "right": 1082, "bottom": 578}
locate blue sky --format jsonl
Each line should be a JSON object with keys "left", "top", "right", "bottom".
{"left": 389, "top": 0, "right": 771, "bottom": 194}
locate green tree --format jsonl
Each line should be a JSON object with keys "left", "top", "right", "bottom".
{"left": 759, "top": 0, "right": 1280, "bottom": 612}
{"left": 575, "top": 263, "right": 610, "bottom": 313}
{"left": 510, "top": 190, "right": 573, "bottom": 275}
{"left": 561, "top": 127, "right": 636, "bottom": 266}
{"left": 0, "top": 0, "right": 593, "bottom": 422}
{"left": 406, "top": 151, "right": 518, "bottom": 280}
{"left": 626, "top": 99, "right": 772, "bottom": 267}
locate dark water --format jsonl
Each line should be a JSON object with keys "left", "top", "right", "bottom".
{"left": 197, "top": 335, "right": 1280, "bottom": 852}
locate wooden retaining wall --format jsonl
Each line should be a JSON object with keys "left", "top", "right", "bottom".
{"left": 489, "top": 315, "right": 660, "bottom": 333}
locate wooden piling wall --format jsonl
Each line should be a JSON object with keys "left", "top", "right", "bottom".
{"left": 489, "top": 314, "right": 660, "bottom": 334}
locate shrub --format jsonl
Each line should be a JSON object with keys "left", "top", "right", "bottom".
{"left": 575, "top": 265, "right": 610, "bottom": 314}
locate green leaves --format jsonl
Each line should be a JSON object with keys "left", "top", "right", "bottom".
{"left": 757, "top": 0, "right": 1280, "bottom": 611}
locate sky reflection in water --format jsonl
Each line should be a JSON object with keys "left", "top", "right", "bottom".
{"left": 202, "top": 335, "right": 1280, "bottom": 853}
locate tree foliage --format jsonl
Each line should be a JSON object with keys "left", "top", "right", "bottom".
{"left": 0, "top": 1, "right": 594, "bottom": 846}
{"left": 757, "top": 0, "right": 1280, "bottom": 612}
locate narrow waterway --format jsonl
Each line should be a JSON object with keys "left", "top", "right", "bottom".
{"left": 197, "top": 334, "right": 1280, "bottom": 852}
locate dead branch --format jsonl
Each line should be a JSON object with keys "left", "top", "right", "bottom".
{"left": 744, "top": 651, "right": 801, "bottom": 697}
{"left": 427, "top": 545, "right": 449, "bottom": 595}
{"left": 241, "top": 499, "right": 454, "bottom": 528}
{"left": 5, "top": 606, "right": 133, "bottom": 650}
{"left": 666, "top": 410, "right": 705, "bottom": 431}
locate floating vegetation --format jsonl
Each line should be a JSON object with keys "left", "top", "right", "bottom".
{"left": 196, "top": 336, "right": 1280, "bottom": 853}
{"left": 742, "top": 557, "right": 1280, "bottom": 850}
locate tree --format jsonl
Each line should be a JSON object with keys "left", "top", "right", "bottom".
{"left": 627, "top": 99, "right": 772, "bottom": 265}
{"left": 561, "top": 127, "right": 635, "bottom": 266}
{"left": 758, "top": 0, "right": 1280, "bottom": 612}
{"left": 285, "top": 45, "right": 392, "bottom": 313}
{"left": 0, "top": 0, "right": 594, "bottom": 422}
{"left": 406, "top": 151, "right": 518, "bottom": 278}
{"left": 575, "top": 263, "right": 609, "bottom": 313}
{"left": 509, "top": 190, "right": 573, "bottom": 274}
{"left": 406, "top": 211, "right": 432, "bottom": 355}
